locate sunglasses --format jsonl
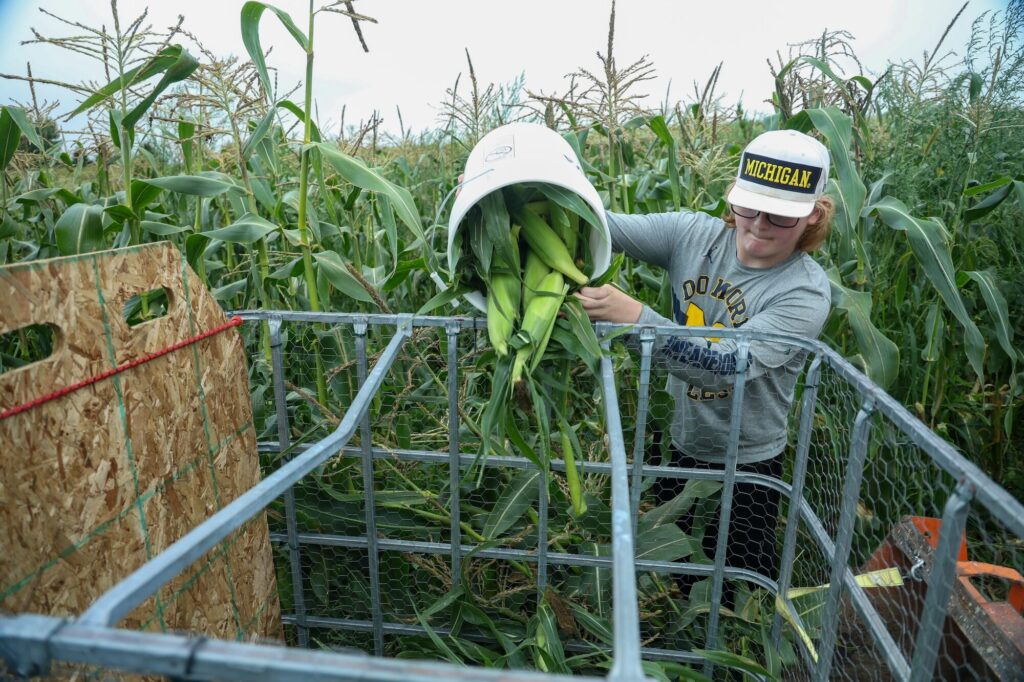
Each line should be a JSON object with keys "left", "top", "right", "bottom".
{"left": 730, "top": 204, "right": 801, "bottom": 228}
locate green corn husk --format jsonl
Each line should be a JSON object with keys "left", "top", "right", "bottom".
{"left": 548, "top": 201, "right": 577, "bottom": 259}
{"left": 487, "top": 271, "right": 520, "bottom": 356}
{"left": 511, "top": 271, "right": 566, "bottom": 387}
{"left": 522, "top": 249, "right": 550, "bottom": 311}
{"left": 515, "top": 205, "right": 588, "bottom": 286}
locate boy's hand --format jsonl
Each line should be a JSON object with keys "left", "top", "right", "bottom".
{"left": 575, "top": 285, "right": 643, "bottom": 323}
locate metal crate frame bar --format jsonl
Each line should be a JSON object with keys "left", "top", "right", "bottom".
{"left": 3, "top": 311, "right": 1023, "bottom": 682}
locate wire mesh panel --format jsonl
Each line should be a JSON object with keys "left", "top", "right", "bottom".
{"left": 251, "top": 315, "right": 635, "bottom": 676}
{"left": 2, "top": 312, "right": 1022, "bottom": 682}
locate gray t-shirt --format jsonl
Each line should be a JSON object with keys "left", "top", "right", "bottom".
{"left": 605, "top": 209, "right": 831, "bottom": 464}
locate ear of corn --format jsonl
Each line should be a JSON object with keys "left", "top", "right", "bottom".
{"left": 560, "top": 425, "right": 587, "bottom": 517}
{"left": 548, "top": 201, "right": 577, "bottom": 259}
{"left": 466, "top": 186, "right": 594, "bottom": 522}
{"left": 487, "top": 272, "right": 520, "bottom": 356}
{"left": 522, "top": 250, "right": 550, "bottom": 311}
{"left": 511, "top": 271, "right": 565, "bottom": 386}
{"left": 529, "top": 292, "right": 563, "bottom": 373}
{"left": 515, "top": 205, "right": 589, "bottom": 286}
{"left": 485, "top": 223, "right": 522, "bottom": 356}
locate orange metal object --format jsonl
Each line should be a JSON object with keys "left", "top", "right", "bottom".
{"left": 858, "top": 516, "right": 1024, "bottom": 680}
{"left": 910, "top": 516, "right": 969, "bottom": 561}
{"left": 956, "top": 561, "right": 1024, "bottom": 615}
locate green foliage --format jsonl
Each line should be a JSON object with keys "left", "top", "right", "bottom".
{"left": 2, "top": 0, "right": 1023, "bottom": 677}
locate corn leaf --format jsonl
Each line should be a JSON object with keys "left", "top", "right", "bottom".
{"left": 141, "top": 221, "right": 190, "bottom": 236}
{"left": 0, "top": 109, "right": 22, "bottom": 171}
{"left": 580, "top": 541, "right": 611, "bottom": 616}
{"left": 535, "top": 600, "right": 569, "bottom": 673}
{"left": 522, "top": 182, "right": 601, "bottom": 232}
{"left": 184, "top": 233, "right": 211, "bottom": 272}
{"left": 415, "top": 284, "right": 469, "bottom": 315}
{"left": 966, "top": 270, "right": 1017, "bottom": 363}
{"left": 242, "top": 106, "right": 278, "bottom": 163}
{"left": 502, "top": 410, "right": 545, "bottom": 471}
{"left": 639, "top": 479, "right": 722, "bottom": 534}
{"left": 964, "top": 180, "right": 1014, "bottom": 223}
{"left": 212, "top": 279, "right": 247, "bottom": 301}
{"left": 142, "top": 172, "right": 242, "bottom": 198}
{"left": 791, "top": 107, "right": 868, "bottom": 266}
{"left": 376, "top": 193, "right": 400, "bottom": 274}
{"left": 644, "top": 661, "right": 713, "bottom": 682}
{"left": 480, "top": 618, "right": 528, "bottom": 668}
{"left": 412, "top": 608, "right": 461, "bottom": 665}
{"left": 129, "top": 180, "right": 165, "bottom": 213}
{"left": 791, "top": 56, "right": 874, "bottom": 132}
{"left": 825, "top": 266, "right": 900, "bottom": 388}
{"left": 448, "top": 635, "right": 502, "bottom": 666}
{"left": 568, "top": 602, "right": 613, "bottom": 645}
{"left": 634, "top": 524, "right": 699, "bottom": 562}
{"left": 312, "top": 250, "right": 374, "bottom": 302}
{"left": 922, "top": 302, "right": 945, "bottom": 362}
{"left": 203, "top": 213, "right": 277, "bottom": 243}
{"left": 269, "top": 256, "right": 304, "bottom": 280}
{"left": 692, "top": 649, "right": 772, "bottom": 679}
{"left": 309, "top": 558, "right": 329, "bottom": 606}
{"left": 421, "top": 586, "right": 465, "bottom": 618}
{"left": 279, "top": 100, "right": 322, "bottom": 141}
{"left": 70, "top": 45, "right": 194, "bottom": 118}
{"left": 240, "top": 1, "right": 309, "bottom": 99}
{"left": 54, "top": 203, "right": 104, "bottom": 255}
{"left": 178, "top": 120, "right": 196, "bottom": 171}
{"left": 482, "top": 468, "right": 540, "bottom": 539}
{"left": 647, "top": 114, "right": 681, "bottom": 210}
{"left": 103, "top": 204, "right": 139, "bottom": 223}
{"left": 313, "top": 142, "right": 425, "bottom": 248}
{"left": 3, "top": 109, "right": 41, "bottom": 161}
{"left": 76, "top": 48, "right": 198, "bottom": 135}
{"left": 558, "top": 298, "right": 603, "bottom": 373}
{"left": 3, "top": 105, "right": 44, "bottom": 155}
{"left": 963, "top": 175, "right": 1014, "bottom": 196}
{"left": 14, "top": 187, "right": 82, "bottom": 205}
{"left": 869, "top": 195, "right": 985, "bottom": 379}
{"left": 108, "top": 109, "right": 134, "bottom": 151}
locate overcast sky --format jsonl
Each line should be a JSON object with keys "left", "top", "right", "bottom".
{"left": 0, "top": 0, "right": 1008, "bottom": 137}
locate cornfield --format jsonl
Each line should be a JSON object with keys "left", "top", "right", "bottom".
{"left": 1, "top": 0, "right": 1022, "bottom": 679}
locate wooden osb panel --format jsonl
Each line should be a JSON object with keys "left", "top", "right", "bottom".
{"left": 0, "top": 242, "right": 282, "bottom": 650}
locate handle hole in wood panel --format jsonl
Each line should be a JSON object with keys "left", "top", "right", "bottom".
{"left": 123, "top": 287, "right": 171, "bottom": 327}
{"left": 0, "top": 323, "right": 59, "bottom": 376}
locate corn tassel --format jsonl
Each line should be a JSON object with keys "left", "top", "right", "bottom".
{"left": 516, "top": 205, "right": 588, "bottom": 286}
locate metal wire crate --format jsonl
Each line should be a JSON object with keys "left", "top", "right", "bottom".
{"left": 2, "top": 311, "right": 1022, "bottom": 681}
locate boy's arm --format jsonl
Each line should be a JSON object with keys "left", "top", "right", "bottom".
{"left": 637, "top": 283, "right": 830, "bottom": 388}
{"left": 605, "top": 210, "right": 710, "bottom": 269}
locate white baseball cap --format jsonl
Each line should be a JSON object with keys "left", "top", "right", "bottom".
{"left": 726, "top": 130, "right": 830, "bottom": 218}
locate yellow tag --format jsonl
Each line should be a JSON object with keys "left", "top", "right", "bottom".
{"left": 777, "top": 567, "right": 905, "bottom": 662}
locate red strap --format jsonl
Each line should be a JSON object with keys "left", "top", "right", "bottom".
{"left": 0, "top": 316, "right": 244, "bottom": 422}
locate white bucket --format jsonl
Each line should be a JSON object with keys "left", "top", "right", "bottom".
{"left": 446, "top": 122, "right": 611, "bottom": 313}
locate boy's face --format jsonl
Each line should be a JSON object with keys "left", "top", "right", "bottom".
{"left": 733, "top": 207, "right": 819, "bottom": 268}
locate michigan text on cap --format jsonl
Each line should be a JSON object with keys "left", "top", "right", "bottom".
{"left": 739, "top": 152, "right": 821, "bottom": 194}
